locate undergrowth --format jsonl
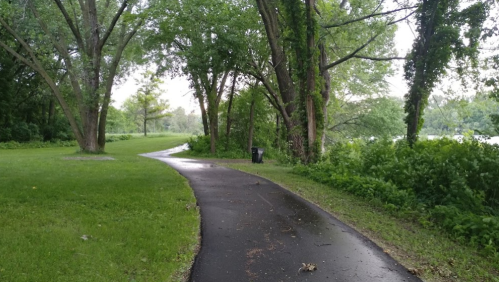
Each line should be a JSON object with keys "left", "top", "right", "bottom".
{"left": 0, "top": 135, "right": 132, "bottom": 150}
{"left": 187, "top": 135, "right": 282, "bottom": 160}
{"left": 293, "top": 138, "right": 499, "bottom": 257}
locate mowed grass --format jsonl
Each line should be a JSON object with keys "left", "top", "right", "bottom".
{"left": 0, "top": 134, "right": 198, "bottom": 282}
{"left": 220, "top": 162, "right": 499, "bottom": 282}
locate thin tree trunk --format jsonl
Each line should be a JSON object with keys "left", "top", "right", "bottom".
{"left": 199, "top": 95, "right": 209, "bottom": 136}
{"left": 144, "top": 107, "right": 148, "bottom": 136}
{"left": 98, "top": 15, "right": 142, "bottom": 150}
{"left": 275, "top": 113, "right": 280, "bottom": 148}
{"left": 209, "top": 113, "right": 217, "bottom": 154}
{"left": 225, "top": 71, "right": 238, "bottom": 151}
{"left": 319, "top": 42, "right": 331, "bottom": 152}
{"left": 247, "top": 99, "right": 255, "bottom": 153}
{"left": 192, "top": 78, "right": 209, "bottom": 136}
{"left": 48, "top": 97, "right": 55, "bottom": 125}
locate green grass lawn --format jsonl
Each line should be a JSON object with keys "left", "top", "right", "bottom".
{"left": 218, "top": 162, "right": 499, "bottom": 282}
{"left": 0, "top": 134, "right": 198, "bottom": 282}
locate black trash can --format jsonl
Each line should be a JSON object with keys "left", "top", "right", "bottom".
{"left": 251, "top": 147, "right": 264, "bottom": 164}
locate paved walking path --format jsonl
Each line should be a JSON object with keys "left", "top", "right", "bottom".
{"left": 142, "top": 147, "right": 421, "bottom": 282}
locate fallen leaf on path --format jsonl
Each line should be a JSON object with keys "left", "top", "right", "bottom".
{"left": 300, "top": 263, "right": 318, "bottom": 272}
{"left": 408, "top": 268, "right": 423, "bottom": 276}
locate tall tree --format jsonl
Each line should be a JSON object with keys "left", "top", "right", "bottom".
{"left": 133, "top": 71, "right": 170, "bottom": 136}
{"left": 404, "top": 0, "right": 488, "bottom": 145}
{"left": 0, "top": 0, "right": 144, "bottom": 152}
{"left": 149, "top": 0, "right": 251, "bottom": 154}
{"left": 253, "top": 0, "right": 407, "bottom": 161}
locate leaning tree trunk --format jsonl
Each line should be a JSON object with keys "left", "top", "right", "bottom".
{"left": 255, "top": 0, "right": 304, "bottom": 159}
{"left": 192, "top": 77, "right": 209, "bottom": 136}
{"left": 198, "top": 94, "right": 210, "bottom": 136}
{"left": 98, "top": 13, "right": 141, "bottom": 150}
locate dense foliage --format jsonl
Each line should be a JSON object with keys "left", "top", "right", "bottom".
{"left": 294, "top": 138, "right": 499, "bottom": 255}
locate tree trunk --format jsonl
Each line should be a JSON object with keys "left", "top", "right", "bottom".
{"left": 305, "top": 0, "right": 318, "bottom": 162}
{"left": 48, "top": 97, "right": 55, "bottom": 125}
{"left": 319, "top": 43, "right": 331, "bottom": 152}
{"left": 197, "top": 93, "right": 209, "bottom": 136}
{"left": 204, "top": 70, "right": 230, "bottom": 154}
{"left": 144, "top": 107, "right": 148, "bottom": 136}
{"left": 83, "top": 108, "right": 100, "bottom": 152}
{"left": 98, "top": 12, "right": 141, "bottom": 150}
{"left": 275, "top": 113, "right": 280, "bottom": 148}
{"left": 247, "top": 99, "right": 255, "bottom": 153}
{"left": 192, "top": 78, "right": 209, "bottom": 136}
{"left": 225, "top": 72, "right": 238, "bottom": 151}
{"left": 207, "top": 84, "right": 219, "bottom": 154}
{"left": 404, "top": 0, "right": 440, "bottom": 146}
{"left": 255, "top": 0, "right": 302, "bottom": 158}
{"left": 209, "top": 110, "right": 217, "bottom": 154}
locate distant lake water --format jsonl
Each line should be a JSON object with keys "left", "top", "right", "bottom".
{"left": 393, "top": 135, "right": 499, "bottom": 145}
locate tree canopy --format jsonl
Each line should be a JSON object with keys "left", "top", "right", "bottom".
{"left": 1, "top": 0, "right": 496, "bottom": 158}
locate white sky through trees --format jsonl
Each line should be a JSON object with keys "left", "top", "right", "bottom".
{"left": 113, "top": 23, "right": 415, "bottom": 115}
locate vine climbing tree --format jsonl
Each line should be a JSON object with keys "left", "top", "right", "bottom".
{"left": 404, "top": 0, "right": 488, "bottom": 145}
{"left": 254, "top": 0, "right": 413, "bottom": 162}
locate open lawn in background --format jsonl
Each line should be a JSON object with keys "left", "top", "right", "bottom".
{"left": 219, "top": 162, "right": 499, "bottom": 282}
{"left": 0, "top": 134, "right": 198, "bottom": 282}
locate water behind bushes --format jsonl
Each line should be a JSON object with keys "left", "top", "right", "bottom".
{"left": 392, "top": 135, "right": 499, "bottom": 145}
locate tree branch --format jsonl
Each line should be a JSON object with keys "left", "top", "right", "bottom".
{"left": 53, "top": 0, "right": 85, "bottom": 50}
{"left": 247, "top": 61, "right": 291, "bottom": 125}
{"left": 0, "top": 20, "right": 83, "bottom": 142}
{"left": 328, "top": 117, "right": 361, "bottom": 131}
{"left": 100, "top": 0, "right": 128, "bottom": 50}
{"left": 0, "top": 41, "right": 40, "bottom": 74}
{"left": 324, "top": 34, "right": 380, "bottom": 70}
{"left": 27, "top": 2, "right": 86, "bottom": 109}
{"left": 387, "top": 10, "right": 417, "bottom": 26}
{"left": 323, "top": 5, "right": 418, "bottom": 28}
{"left": 216, "top": 70, "right": 230, "bottom": 105}
{"left": 353, "top": 55, "right": 406, "bottom": 61}
{"left": 0, "top": 16, "right": 43, "bottom": 72}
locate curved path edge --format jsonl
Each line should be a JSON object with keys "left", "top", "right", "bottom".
{"left": 141, "top": 148, "right": 422, "bottom": 282}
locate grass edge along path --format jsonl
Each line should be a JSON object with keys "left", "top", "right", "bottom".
{"left": 0, "top": 134, "right": 199, "bottom": 282}
{"left": 215, "top": 161, "right": 499, "bottom": 282}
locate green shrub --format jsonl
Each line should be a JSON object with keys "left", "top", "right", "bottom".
{"left": 294, "top": 138, "right": 499, "bottom": 254}
{"left": 0, "top": 127, "right": 12, "bottom": 142}
{"left": 105, "top": 134, "right": 132, "bottom": 143}
{"left": 0, "top": 140, "right": 77, "bottom": 149}
{"left": 188, "top": 135, "right": 211, "bottom": 153}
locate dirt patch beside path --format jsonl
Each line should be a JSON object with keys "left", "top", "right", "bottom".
{"left": 63, "top": 156, "right": 115, "bottom": 161}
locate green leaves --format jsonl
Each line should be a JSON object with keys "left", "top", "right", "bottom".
{"left": 295, "top": 138, "right": 499, "bottom": 254}
{"left": 404, "top": 0, "right": 490, "bottom": 144}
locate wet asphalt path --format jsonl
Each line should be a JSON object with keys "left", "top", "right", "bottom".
{"left": 141, "top": 147, "right": 421, "bottom": 282}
